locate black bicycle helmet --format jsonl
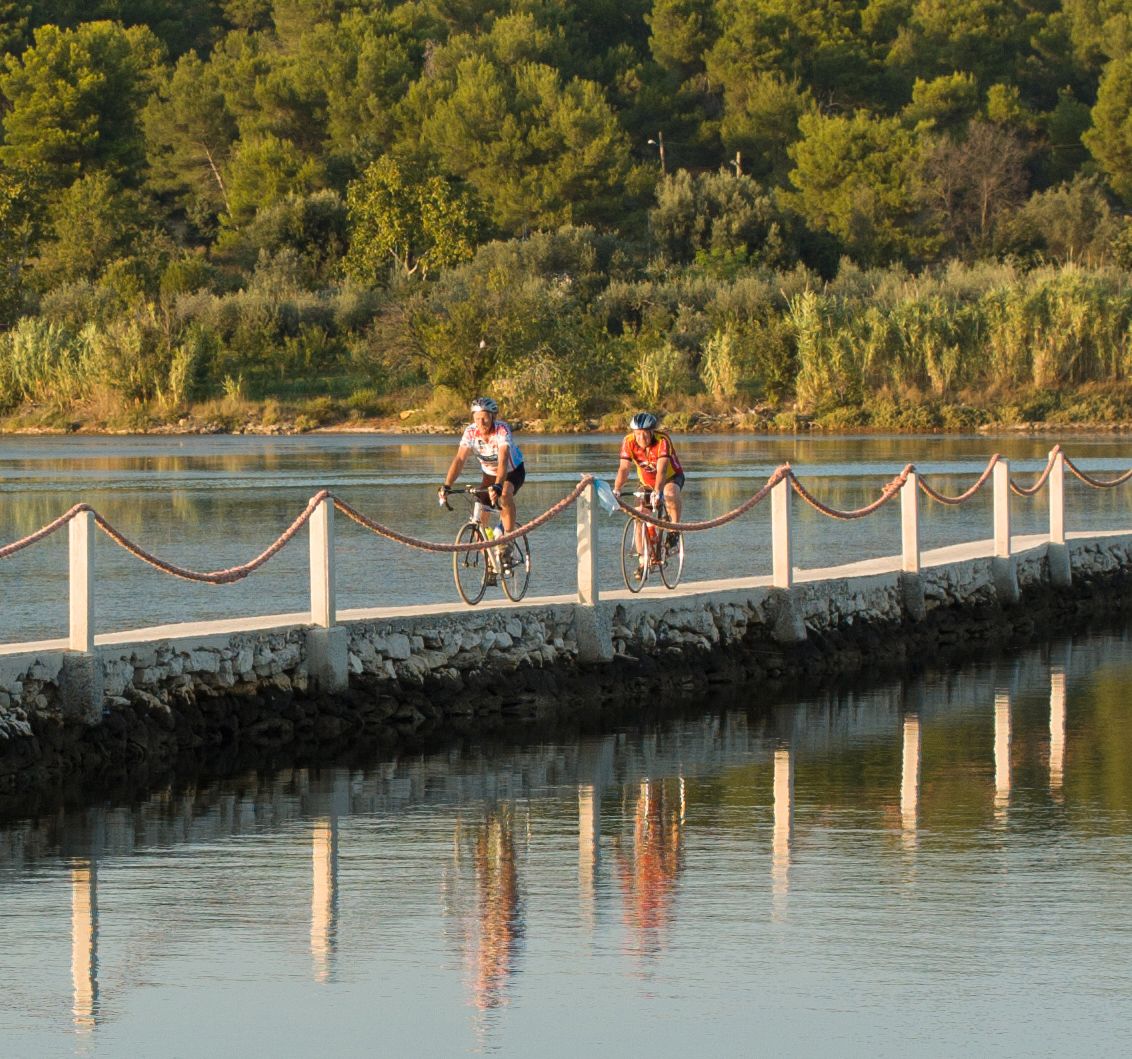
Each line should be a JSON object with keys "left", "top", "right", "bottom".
{"left": 629, "top": 411, "right": 658, "bottom": 430}
{"left": 470, "top": 397, "right": 498, "bottom": 415}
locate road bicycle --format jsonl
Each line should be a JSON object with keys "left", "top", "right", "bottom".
{"left": 441, "top": 485, "right": 532, "bottom": 605}
{"left": 620, "top": 489, "right": 685, "bottom": 592}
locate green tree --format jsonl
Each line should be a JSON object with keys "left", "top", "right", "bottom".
{"left": 649, "top": 167, "right": 793, "bottom": 267}
{"left": 144, "top": 50, "right": 240, "bottom": 222}
{"left": 344, "top": 156, "right": 477, "bottom": 284}
{"left": 0, "top": 0, "right": 29, "bottom": 55}
{"left": 35, "top": 170, "right": 145, "bottom": 285}
{"left": 718, "top": 71, "right": 811, "bottom": 186}
{"left": 1085, "top": 55, "right": 1132, "bottom": 201}
{"left": 903, "top": 72, "right": 981, "bottom": 136}
{"left": 412, "top": 55, "right": 634, "bottom": 235}
{"left": 783, "top": 109, "right": 938, "bottom": 265}
{"left": 0, "top": 162, "right": 42, "bottom": 325}
{"left": 646, "top": 0, "right": 717, "bottom": 79}
{"left": 223, "top": 133, "right": 325, "bottom": 226}
{"left": 0, "top": 21, "right": 165, "bottom": 188}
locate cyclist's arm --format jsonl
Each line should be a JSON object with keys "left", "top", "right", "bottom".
{"left": 612, "top": 457, "right": 633, "bottom": 494}
{"left": 493, "top": 444, "right": 511, "bottom": 489}
{"left": 654, "top": 455, "right": 669, "bottom": 497}
{"left": 442, "top": 449, "right": 469, "bottom": 490}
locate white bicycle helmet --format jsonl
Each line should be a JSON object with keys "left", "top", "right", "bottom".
{"left": 629, "top": 411, "right": 658, "bottom": 430}
{"left": 470, "top": 397, "right": 498, "bottom": 415}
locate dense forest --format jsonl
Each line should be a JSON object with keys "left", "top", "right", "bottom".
{"left": 5, "top": 0, "right": 1132, "bottom": 431}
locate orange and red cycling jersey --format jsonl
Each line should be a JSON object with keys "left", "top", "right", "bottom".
{"left": 619, "top": 432, "right": 683, "bottom": 489}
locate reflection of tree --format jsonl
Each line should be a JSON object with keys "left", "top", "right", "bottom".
{"left": 444, "top": 805, "right": 525, "bottom": 1030}
{"left": 613, "top": 779, "right": 685, "bottom": 959}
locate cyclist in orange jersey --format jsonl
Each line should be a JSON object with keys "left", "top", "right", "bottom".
{"left": 612, "top": 412, "right": 684, "bottom": 562}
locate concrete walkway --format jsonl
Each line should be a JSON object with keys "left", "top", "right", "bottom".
{"left": 0, "top": 528, "right": 1122, "bottom": 659}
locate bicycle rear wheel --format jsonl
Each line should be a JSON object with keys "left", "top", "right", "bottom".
{"left": 660, "top": 531, "right": 684, "bottom": 589}
{"left": 453, "top": 523, "right": 489, "bottom": 605}
{"left": 621, "top": 517, "right": 647, "bottom": 593}
{"left": 501, "top": 535, "right": 531, "bottom": 602}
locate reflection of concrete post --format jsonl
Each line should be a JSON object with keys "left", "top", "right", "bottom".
{"left": 311, "top": 817, "right": 339, "bottom": 983}
{"left": 71, "top": 861, "right": 98, "bottom": 1032}
{"left": 772, "top": 746, "right": 793, "bottom": 915}
{"left": 994, "top": 691, "right": 1012, "bottom": 813}
{"left": 578, "top": 785, "right": 599, "bottom": 925}
{"left": 1050, "top": 668, "right": 1067, "bottom": 794}
{"left": 900, "top": 714, "right": 921, "bottom": 848}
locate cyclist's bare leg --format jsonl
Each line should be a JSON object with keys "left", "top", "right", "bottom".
{"left": 663, "top": 481, "right": 683, "bottom": 524}
{"left": 499, "top": 481, "right": 517, "bottom": 532}
{"left": 635, "top": 499, "right": 648, "bottom": 557}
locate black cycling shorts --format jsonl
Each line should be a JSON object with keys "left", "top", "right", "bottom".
{"left": 477, "top": 461, "right": 526, "bottom": 504}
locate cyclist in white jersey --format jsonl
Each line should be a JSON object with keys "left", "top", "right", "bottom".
{"left": 438, "top": 397, "right": 525, "bottom": 534}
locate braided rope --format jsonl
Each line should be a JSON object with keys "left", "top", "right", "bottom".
{"left": 918, "top": 455, "right": 1000, "bottom": 506}
{"left": 790, "top": 465, "right": 912, "bottom": 520}
{"left": 613, "top": 466, "right": 789, "bottom": 531}
{"left": 1063, "top": 453, "right": 1132, "bottom": 489}
{"left": 0, "top": 503, "right": 92, "bottom": 560}
{"left": 333, "top": 477, "right": 592, "bottom": 552}
{"left": 1009, "top": 447, "right": 1058, "bottom": 497}
{"left": 92, "top": 491, "right": 328, "bottom": 583}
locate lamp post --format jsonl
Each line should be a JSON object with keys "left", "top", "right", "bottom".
{"left": 648, "top": 132, "right": 666, "bottom": 174}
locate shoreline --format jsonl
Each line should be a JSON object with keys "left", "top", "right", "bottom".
{"left": 7, "top": 418, "right": 1132, "bottom": 439}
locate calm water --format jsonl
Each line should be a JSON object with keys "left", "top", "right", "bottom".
{"left": 2, "top": 432, "right": 1132, "bottom": 642}
{"left": 2, "top": 631, "right": 1132, "bottom": 1056}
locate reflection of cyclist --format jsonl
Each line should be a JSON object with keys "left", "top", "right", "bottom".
{"left": 438, "top": 397, "right": 525, "bottom": 534}
{"left": 612, "top": 412, "right": 684, "bottom": 558}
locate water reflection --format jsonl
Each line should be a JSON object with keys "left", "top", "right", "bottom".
{"left": 447, "top": 806, "right": 525, "bottom": 1035}
{"left": 772, "top": 747, "right": 793, "bottom": 917}
{"left": 578, "top": 785, "right": 599, "bottom": 929}
{"left": 614, "top": 779, "right": 685, "bottom": 960}
{"left": 310, "top": 818, "right": 339, "bottom": 984}
{"left": 70, "top": 861, "right": 98, "bottom": 1033}
{"left": 994, "top": 691, "right": 1013, "bottom": 818}
{"left": 900, "top": 714, "right": 921, "bottom": 849}
{"left": 1050, "top": 668, "right": 1067, "bottom": 796}
{"left": 4, "top": 632, "right": 1132, "bottom": 1054}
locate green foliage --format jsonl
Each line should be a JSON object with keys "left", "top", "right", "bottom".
{"left": 34, "top": 171, "right": 147, "bottom": 286}
{"left": 0, "top": 21, "right": 164, "bottom": 188}
{"left": 344, "top": 156, "right": 477, "bottom": 284}
{"left": 784, "top": 110, "right": 938, "bottom": 266}
{"left": 223, "top": 133, "right": 325, "bottom": 227}
{"left": 650, "top": 168, "right": 793, "bottom": 267}
{"left": 1086, "top": 54, "right": 1132, "bottom": 202}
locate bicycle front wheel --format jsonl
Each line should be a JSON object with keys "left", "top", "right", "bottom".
{"left": 621, "top": 517, "right": 646, "bottom": 593}
{"left": 501, "top": 535, "right": 531, "bottom": 602}
{"left": 453, "top": 522, "right": 489, "bottom": 605}
{"left": 660, "top": 531, "right": 684, "bottom": 589}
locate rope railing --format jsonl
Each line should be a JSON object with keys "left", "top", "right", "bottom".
{"left": 3, "top": 446, "right": 1132, "bottom": 650}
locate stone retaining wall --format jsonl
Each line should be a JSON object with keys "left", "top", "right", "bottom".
{"left": 3, "top": 533, "right": 1132, "bottom": 797}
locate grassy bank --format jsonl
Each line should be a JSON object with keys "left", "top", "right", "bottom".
{"left": 8, "top": 243, "right": 1132, "bottom": 436}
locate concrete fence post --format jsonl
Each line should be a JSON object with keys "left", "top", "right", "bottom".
{"left": 309, "top": 495, "right": 336, "bottom": 628}
{"left": 771, "top": 474, "right": 792, "bottom": 590}
{"left": 69, "top": 510, "right": 95, "bottom": 653}
{"left": 770, "top": 473, "right": 806, "bottom": 643}
{"left": 992, "top": 460, "right": 1020, "bottom": 604}
{"left": 576, "top": 479, "right": 598, "bottom": 606}
{"left": 1048, "top": 448, "right": 1071, "bottom": 587}
{"left": 306, "top": 494, "right": 347, "bottom": 693}
{"left": 574, "top": 479, "right": 613, "bottom": 664}
{"left": 63, "top": 510, "right": 102, "bottom": 725}
{"left": 899, "top": 472, "right": 925, "bottom": 621}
